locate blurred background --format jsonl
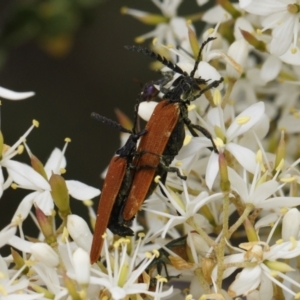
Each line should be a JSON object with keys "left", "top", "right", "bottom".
{"left": 0, "top": 0, "right": 204, "bottom": 236}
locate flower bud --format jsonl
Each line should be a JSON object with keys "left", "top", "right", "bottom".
{"left": 31, "top": 243, "right": 59, "bottom": 267}
{"left": 35, "top": 206, "right": 55, "bottom": 244}
{"left": 264, "top": 260, "right": 294, "bottom": 272}
{"left": 73, "top": 248, "right": 90, "bottom": 286}
{"left": 67, "top": 215, "right": 93, "bottom": 253}
{"left": 30, "top": 154, "right": 47, "bottom": 180}
{"left": 49, "top": 173, "right": 70, "bottom": 217}
{"left": 240, "top": 29, "right": 266, "bottom": 52}
{"left": 11, "top": 248, "right": 29, "bottom": 273}
{"left": 282, "top": 208, "right": 300, "bottom": 241}
{"left": 226, "top": 39, "right": 248, "bottom": 79}
{"left": 219, "top": 0, "right": 241, "bottom": 18}
{"left": 188, "top": 25, "right": 199, "bottom": 59}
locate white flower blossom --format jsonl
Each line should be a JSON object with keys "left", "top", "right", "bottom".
{"left": 239, "top": 0, "right": 300, "bottom": 57}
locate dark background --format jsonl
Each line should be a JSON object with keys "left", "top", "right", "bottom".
{"left": 0, "top": 0, "right": 202, "bottom": 234}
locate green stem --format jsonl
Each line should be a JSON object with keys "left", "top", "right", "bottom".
{"left": 194, "top": 268, "right": 211, "bottom": 294}
{"left": 186, "top": 217, "right": 216, "bottom": 248}
{"left": 228, "top": 204, "right": 253, "bottom": 238}
{"left": 215, "top": 192, "right": 230, "bottom": 290}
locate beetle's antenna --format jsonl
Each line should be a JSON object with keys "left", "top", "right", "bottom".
{"left": 190, "top": 37, "right": 216, "bottom": 78}
{"left": 91, "top": 112, "right": 132, "bottom": 134}
{"left": 125, "top": 45, "right": 187, "bottom": 76}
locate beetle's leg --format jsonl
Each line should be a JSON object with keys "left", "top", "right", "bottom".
{"left": 198, "top": 77, "right": 224, "bottom": 97}
{"left": 136, "top": 151, "right": 187, "bottom": 180}
{"left": 108, "top": 222, "right": 134, "bottom": 237}
{"left": 183, "top": 115, "right": 218, "bottom": 153}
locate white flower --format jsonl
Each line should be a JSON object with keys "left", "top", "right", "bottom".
{"left": 31, "top": 243, "right": 59, "bottom": 267}
{"left": 0, "top": 120, "right": 38, "bottom": 198}
{"left": 239, "top": 0, "right": 300, "bottom": 57}
{"left": 0, "top": 255, "right": 43, "bottom": 299}
{"left": 228, "top": 166, "right": 300, "bottom": 210}
{"left": 121, "top": 1, "right": 187, "bottom": 49}
{"left": 67, "top": 214, "right": 93, "bottom": 253}
{"left": 226, "top": 39, "right": 249, "bottom": 79}
{"left": 143, "top": 177, "right": 223, "bottom": 239}
{"left": 12, "top": 143, "right": 100, "bottom": 220}
{"left": 282, "top": 208, "right": 300, "bottom": 241}
{"left": 44, "top": 146, "right": 100, "bottom": 200}
{"left": 73, "top": 248, "right": 90, "bottom": 285}
{"left": 178, "top": 102, "right": 266, "bottom": 189}
{"left": 215, "top": 240, "right": 300, "bottom": 298}
{"left": 89, "top": 236, "right": 173, "bottom": 299}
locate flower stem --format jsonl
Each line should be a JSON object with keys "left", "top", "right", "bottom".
{"left": 186, "top": 217, "right": 216, "bottom": 248}
{"left": 228, "top": 204, "right": 254, "bottom": 238}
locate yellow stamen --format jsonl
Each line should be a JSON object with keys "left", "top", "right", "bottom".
{"left": 187, "top": 104, "right": 196, "bottom": 112}
{"left": 236, "top": 116, "right": 251, "bottom": 125}
{"left": 60, "top": 168, "right": 66, "bottom": 174}
{"left": 11, "top": 183, "right": 18, "bottom": 189}
{"left": 280, "top": 207, "right": 288, "bottom": 214}
{"left": 214, "top": 137, "right": 224, "bottom": 148}
{"left": 17, "top": 145, "right": 24, "bottom": 154}
{"left": 32, "top": 120, "right": 39, "bottom": 127}
{"left": 183, "top": 135, "right": 192, "bottom": 146}
{"left": 255, "top": 150, "right": 263, "bottom": 163}
{"left": 291, "top": 47, "right": 297, "bottom": 54}
{"left": 83, "top": 199, "right": 93, "bottom": 206}
{"left": 280, "top": 176, "right": 296, "bottom": 183}
{"left": 289, "top": 236, "right": 297, "bottom": 250}
{"left": 0, "top": 286, "right": 7, "bottom": 296}
{"left": 154, "top": 175, "right": 161, "bottom": 183}
{"left": 213, "top": 89, "right": 222, "bottom": 106}
{"left": 152, "top": 249, "right": 160, "bottom": 257}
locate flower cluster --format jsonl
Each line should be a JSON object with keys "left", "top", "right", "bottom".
{"left": 1, "top": 0, "right": 300, "bottom": 299}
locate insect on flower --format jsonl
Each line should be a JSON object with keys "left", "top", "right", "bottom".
{"left": 122, "top": 37, "right": 223, "bottom": 222}
{"left": 90, "top": 102, "right": 147, "bottom": 264}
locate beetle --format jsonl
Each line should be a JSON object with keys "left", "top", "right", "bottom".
{"left": 90, "top": 103, "right": 147, "bottom": 264}
{"left": 122, "top": 38, "right": 223, "bottom": 222}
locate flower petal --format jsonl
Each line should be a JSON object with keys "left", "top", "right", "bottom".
{"left": 226, "top": 143, "right": 256, "bottom": 174}
{"left": 5, "top": 160, "right": 50, "bottom": 190}
{"left": 0, "top": 227, "right": 16, "bottom": 248}
{"left": 228, "top": 266, "right": 262, "bottom": 297}
{"left": 0, "top": 86, "right": 35, "bottom": 100}
{"left": 66, "top": 180, "right": 100, "bottom": 200}
{"left": 226, "top": 102, "right": 265, "bottom": 141}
